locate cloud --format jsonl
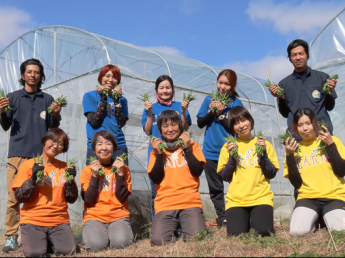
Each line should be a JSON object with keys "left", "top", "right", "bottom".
{"left": 225, "top": 55, "right": 293, "bottom": 83}
{"left": 246, "top": 0, "right": 343, "bottom": 37}
{"left": 148, "top": 46, "right": 185, "bottom": 56}
{"left": 178, "top": 0, "right": 201, "bottom": 15}
{"left": 0, "top": 5, "right": 36, "bottom": 49}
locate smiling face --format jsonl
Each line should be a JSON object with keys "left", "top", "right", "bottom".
{"left": 233, "top": 116, "right": 252, "bottom": 139}
{"left": 22, "top": 65, "right": 41, "bottom": 88}
{"left": 95, "top": 135, "right": 114, "bottom": 162}
{"left": 161, "top": 119, "right": 181, "bottom": 142}
{"left": 290, "top": 46, "right": 309, "bottom": 72}
{"left": 101, "top": 70, "right": 118, "bottom": 90}
{"left": 157, "top": 80, "right": 173, "bottom": 100}
{"left": 43, "top": 136, "right": 64, "bottom": 158}
{"left": 297, "top": 115, "right": 317, "bottom": 141}
{"left": 217, "top": 75, "right": 232, "bottom": 95}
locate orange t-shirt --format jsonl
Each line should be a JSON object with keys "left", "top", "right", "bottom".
{"left": 148, "top": 141, "right": 206, "bottom": 214}
{"left": 80, "top": 165, "right": 132, "bottom": 224}
{"left": 12, "top": 158, "right": 72, "bottom": 227}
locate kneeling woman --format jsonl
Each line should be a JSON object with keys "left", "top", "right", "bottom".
{"left": 217, "top": 106, "right": 279, "bottom": 236}
{"left": 13, "top": 128, "right": 78, "bottom": 257}
{"left": 285, "top": 108, "right": 345, "bottom": 237}
{"left": 149, "top": 110, "right": 206, "bottom": 245}
{"left": 81, "top": 130, "right": 133, "bottom": 251}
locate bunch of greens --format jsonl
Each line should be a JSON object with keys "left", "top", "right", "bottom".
{"left": 0, "top": 89, "right": 13, "bottom": 111}
{"left": 178, "top": 130, "right": 193, "bottom": 148}
{"left": 87, "top": 156, "right": 105, "bottom": 176}
{"left": 110, "top": 153, "right": 128, "bottom": 174}
{"left": 65, "top": 157, "right": 77, "bottom": 184}
{"left": 112, "top": 83, "right": 123, "bottom": 100}
{"left": 47, "top": 95, "right": 67, "bottom": 113}
{"left": 138, "top": 93, "right": 151, "bottom": 110}
{"left": 224, "top": 134, "right": 241, "bottom": 160}
{"left": 262, "top": 79, "right": 284, "bottom": 97}
{"left": 318, "top": 120, "right": 329, "bottom": 154}
{"left": 150, "top": 136, "right": 168, "bottom": 150}
{"left": 33, "top": 153, "right": 44, "bottom": 182}
{"left": 209, "top": 90, "right": 233, "bottom": 113}
{"left": 278, "top": 131, "right": 301, "bottom": 158}
{"left": 95, "top": 85, "right": 110, "bottom": 96}
{"left": 181, "top": 92, "right": 197, "bottom": 110}
{"left": 323, "top": 74, "right": 339, "bottom": 95}
{"left": 253, "top": 130, "right": 264, "bottom": 158}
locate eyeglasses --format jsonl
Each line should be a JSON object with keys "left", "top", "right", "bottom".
{"left": 217, "top": 81, "right": 231, "bottom": 86}
{"left": 48, "top": 139, "right": 64, "bottom": 149}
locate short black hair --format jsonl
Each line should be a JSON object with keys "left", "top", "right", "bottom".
{"left": 292, "top": 108, "right": 319, "bottom": 136}
{"left": 228, "top": 106, "right": 254, "bottom": 135}
{"left": 287, "top": 39, "right": 309, "bottom": 61}
{"left": 41, "top": 128, "right": 70, "bottom": 153}
{"left": 19, "top": 58, "right": 46, "bottom": 88}
{"left": 157, "top": 110, "right": 182, "bottom": 134}
{"left": 91, "top": 130, "right": 118, "bottom": 151}
{"left": 155, "top": 75, "right": 174, "bottom": 92}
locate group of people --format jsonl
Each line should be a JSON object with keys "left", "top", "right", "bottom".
{"left": 0, "top": 38, "right": 344, "bottom": 256}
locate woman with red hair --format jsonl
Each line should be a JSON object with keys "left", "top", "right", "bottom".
{"left": 82, "top": 65, "right": 129, "bottom": 165}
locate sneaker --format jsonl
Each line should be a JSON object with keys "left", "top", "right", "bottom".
{"left": 221, "top": 219, "right": 227, "bottom": 227}
{"left": 2, "top": 236, "right": 18, "bottom": 253}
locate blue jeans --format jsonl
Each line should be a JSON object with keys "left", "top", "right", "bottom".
{"left": 86, "top": 145, "right": 128, "bottom": 166}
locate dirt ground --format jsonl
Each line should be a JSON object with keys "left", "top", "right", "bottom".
{"left": 1, "top": 221, "right": 345, "bottom": 257}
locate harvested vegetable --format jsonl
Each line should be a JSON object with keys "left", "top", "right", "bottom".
{"left": 224, "top": 134, "right": 241, "bottom": 160}
{"left": 111, "top": 153, "right": 128, "bottom": 174}
{"left": 209, "top": 90, "right": 233, "bottom": 114}
{"left": 33, "top": 153, "right": 44, "bottom": 182}
{"left": 87, "top": 156, "right": 105, "bottom": 176}
{"left": 47, "top": 95, "right": 67, "bottom": 113}
{"left": 112, "top": 83, "right": 123, "bottom": 100}
{"left": 0, "top": 89, "right": 13, "bottom": 111}
{"left": 178, "top": 130, "right": 193, "bottom": 148}
{"left": 181, "top": 92, "right": 197, "bottom": 110}
{"left": 65, "top": 157, "right": 77, "bottom": 184}
{"left": 278, "top": 131, "right": 301, "bottom": 158}
{"left": 253, "top": 130, "right": 264, "bottom": 157}
{"left": 150, "top": 136, "right": 168, "bottom": 150}
{"left": 322, "top": 74, "right": 338, "bottom": 95}
{"left": 138, "top": 93, "right": 151, "bottom": 110}
{"left": 318, "top": 120, "right": 329, "bottom": 154}
{"left": 263, "top": 79, "right": 284, "bottom": 97}
{"left": 95, "top": 85, "right": 110, "bottom": 96}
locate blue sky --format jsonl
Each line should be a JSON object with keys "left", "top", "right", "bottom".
{"left": 0, "top": 0, "right": 344, "bottom": 82}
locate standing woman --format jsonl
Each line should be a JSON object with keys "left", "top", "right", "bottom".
{"left": 284, "top": 108, "right": 345, "bottom": 237}
{"left": 141, "top": 75, "right": 192, "bottom": 216}
{"left": 217, "top": 106, "right": 279, "bottom": 236}
{"left": 83, "top": 64, "right": 128, "bottom": 165}
{"left": 12, "top": 128, "right": 78, "bottom": 257}
{"left": 197, "top": 69, "right": 243, "bottom": 225}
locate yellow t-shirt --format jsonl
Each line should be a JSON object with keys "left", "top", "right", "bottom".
{"left": 217, "top": 138, "right": 279, "bottom": 210}
{"left": 283, "top": 136, "right": 345, "bottom": 202}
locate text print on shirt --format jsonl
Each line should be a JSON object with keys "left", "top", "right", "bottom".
{"left": 37, "top": 170, "right": 67, "bottom": 187}
{"left": 297, "top": 148, "right": 331, "bottom": 169}
{"left": 97, "top": 174, "right": 116, "bottom": 192}
{"left": 238, "top": 148, "right": 262, "bottom": 167}
{"left": 164, "top": 149, "right": 189, "bottom": 169}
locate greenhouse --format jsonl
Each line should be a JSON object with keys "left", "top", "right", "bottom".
{"left": 0, "top": 25, "right": 295, "bottom": 233}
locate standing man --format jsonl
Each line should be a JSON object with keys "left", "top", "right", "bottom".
{"left": 268, "top": 39, "right": 338, "bottom": 140}
{"left": 0, "top": 59, "right": 61, "bottom": 253}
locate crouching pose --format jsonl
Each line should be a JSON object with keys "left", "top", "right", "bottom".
{"left": 284, "top": 108, "right": 345, "bottom": 237}
{"left": 12, "top": 128, "right": 78, "bottom": 257}
{"left": 149, "top": 110, "right": 207, "bottom": 245}
{"left": 217, "top": 106, "right": 279, "bottom": 236}
{"left": 81, "top": 130, "right": 133, "bottom": 251}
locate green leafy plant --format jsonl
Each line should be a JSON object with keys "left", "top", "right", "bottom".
{"left": 87, "top": 156, "right": 105, "bottom": 176}
{"left": 138, "top": 92, "right": 151, "bottom": 110}
{"left": 224, "top": 134, "right": 241, "bottom": 160}
{"left": 253, "top": 130, "right": 264, "bottom": 158}
{"left": 181, "top": 92, "right": 197, "bottom": 110}
{"left": 112, "top": 83, "right": 122, "bottom": 100}
{"left": 47, "top": 95, "right": 67, "bottom": 113}
{"left": 323, "top": 74, "right": 338, "bottom": 95}
{"left": 111, "top": 153, "right": 128, "bottom": 174}
{"left": 193, "top": 228, "right": 212, "bottom": 242}
{"left": 178, "top": 130, "right": 193, "bottom": 148}
{"left": 65, "top": 157, "right": 77, "bottom": 184}
{"left": 263, "top": 79, "right": 284, "bottom": 97}
{"left": 278, "top": 131, "right": 301, "bottom": 158}
{"left": 0, "top": 89, "right": 13, "bottom": 111}
{"left": 150, "top": 136, "right": 168, "bottom": 150}
{"left": 33, "top": 153, "right": 44, "bottom": 182}
{"left": 318, "top": 120, "right": 329, "bottom": 154}
{"left": 209, "top": 90, "right": 233, "bottom": 113}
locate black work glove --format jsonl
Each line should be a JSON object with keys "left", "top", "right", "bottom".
{"left": 66, "top": 167, "right": 77, "bottom": 178}
{"left": 31, "top": 163, "right": 44, "bottom": 181}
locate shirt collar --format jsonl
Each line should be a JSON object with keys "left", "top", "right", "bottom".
{"left": 20, "top": 87, "right": 43, "bottom": 97}
{"left": 292, "top": 66, "right": 311, "bottom": 80}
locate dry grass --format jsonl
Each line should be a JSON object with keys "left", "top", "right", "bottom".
{"left": 2, "top": 220, "right": 345, "bottom": 257}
